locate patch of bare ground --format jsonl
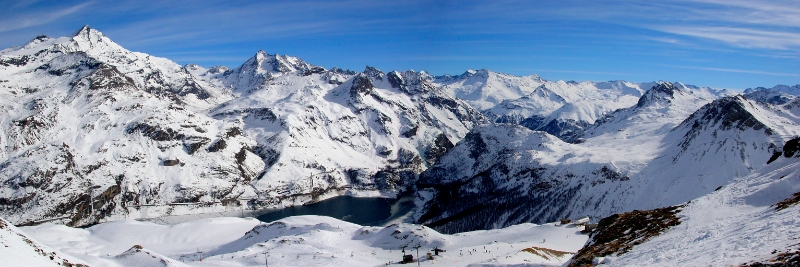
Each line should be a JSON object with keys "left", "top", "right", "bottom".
{"left": 566, "top": 205, "right": 684, "bottom": 267}
{"left": 520, "top": 246, "right": 573, "bottom": 261}
{"left": 773, "top": 192, "right": 800, "bottom": 211}
{"left": 741, "top": 246, "right": 800, "bottom": 267}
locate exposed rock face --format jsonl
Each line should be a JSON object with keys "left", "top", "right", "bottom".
{"left": 636, "top": 82, "right": 678, "bottom": 107}
{"left": 678, "top": 96, "right": 774, "bottom": 143}
{"left": 567, "top": 205, "right": 684, "bottom": 267}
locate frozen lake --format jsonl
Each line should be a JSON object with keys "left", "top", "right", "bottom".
{"left": 256, "top": 195, "right": 416, "bottom": 226}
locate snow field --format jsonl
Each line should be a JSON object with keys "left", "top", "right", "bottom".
{"left": 20, "top": 215, "right": 589, "bottom": 267}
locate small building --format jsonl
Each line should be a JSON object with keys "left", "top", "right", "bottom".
{"left": 560, "top": 218, "right": 571, "bottom": 225}
{"left": 573, "top": 216, "right": 590, "bottom": 225}
{"left": 402, "top": 254, "right": 413, "bottom": 263}
{"left": 581, "top": 223, "right": 598, "bottom": 234}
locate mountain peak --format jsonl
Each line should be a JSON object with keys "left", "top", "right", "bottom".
{"left": 72, "top": 25, "right": 93, "bottom": 37}
{"left": 636, "top": 81, "right": 681, "bottom": 108}
{"left": 241, "top": 50, "right": 310, "bottom": 74}
{"left": 65, "top": 25, "right": 125, "bottom": 54}
{"left": 255, "top": 50, "right": 269, "bottom": 60}
{"left": 653, "top": 81, "right": 679, "bottom": 95}
{"left": 679, "top": 95, "right": 773, "bottom": 137}
{"left": 21, "top": 34, "right": 53, "bottom": 49}
{"left": 363, "top": 66, "right": 384, "bottom": 81}
{"left": 71, "top": 25, "right": 108, "bottom": 42}
{"left": 33, "top": 34, "right": 49, "bottom": 42}
{"left": 386, "top": 70, "right": 435, "bottom": 94}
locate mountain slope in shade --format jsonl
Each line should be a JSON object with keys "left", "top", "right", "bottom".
{"left": 414, "top": 85, "right": 800, "bottom": 234}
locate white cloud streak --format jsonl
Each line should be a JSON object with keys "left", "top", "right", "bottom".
{"left": 0, "top": 1, "right": 93, "bottom": 33}
{"left": 666, "top": 65, "right": 800, "bottom": 77}
{"left": 655, "top": 26, "right": 800, "bottom": 49}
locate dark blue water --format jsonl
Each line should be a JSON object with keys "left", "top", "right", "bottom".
{"left": 256, "top": 195, "right": 415, "bottom": 226}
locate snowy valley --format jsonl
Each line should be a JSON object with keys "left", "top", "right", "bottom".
{"left": 1, "top": 26, "right": 799, "bottom": 266}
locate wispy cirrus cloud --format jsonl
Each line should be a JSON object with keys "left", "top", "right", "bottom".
{"left": 654, "top": 26, "right": 800, "bottom": 49}
{"left": 0, "top": 1, "right": 93, "bottom": 33}
{"left": 499, "top": 0, "right": 800, "bottom": 51}
{"left": 665, "top": 65, "right": 800, "bottom": 77}
{"left": 634, "top": 0, "right": 798, "bottom": 50}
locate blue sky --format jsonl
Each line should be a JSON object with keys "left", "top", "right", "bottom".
{"left": 0, "top": 0, "right": 797, "bottom": 90}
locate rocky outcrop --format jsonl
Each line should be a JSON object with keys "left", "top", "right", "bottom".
{"left": 567, "top": 205, "right": 684, "bottom": 267}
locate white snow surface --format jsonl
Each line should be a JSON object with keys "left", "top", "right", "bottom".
{"left": 18, "top": 215, "right": 589, "bottom": 267}
{"left": 605, "top": 156, "right": 800, "bottom": 266}
{"left": 0, "top": 217, "right": 90, "bottom": 267}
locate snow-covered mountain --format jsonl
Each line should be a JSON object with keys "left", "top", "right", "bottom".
{"left": 433, "top": 69, "right": 546, "bottom": 110}
{"left": 438, "top": 70, "right": 732, "bottom": 143}
{"left": 0, "top": 26, "right": 260, "bottom": 227}
{"left": 0, "top": 26, "right": 485, "bottom": 227}
{"left": 415, "top": 83, "right": 800, "bottom": 233}
{"left": 204, "top": 62, "right": 486, "bottom": 207}
{"left": 744, "top": 84, "right": 800, "bottom": 97}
